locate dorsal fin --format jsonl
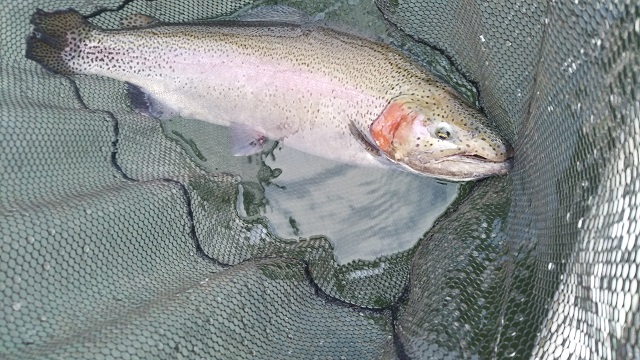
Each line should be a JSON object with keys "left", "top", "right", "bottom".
{"left": 235, "top": 5, "right": 310, "bottom": 24}
{"left": 120, "top": 14, "right": 160, "bottom": 28}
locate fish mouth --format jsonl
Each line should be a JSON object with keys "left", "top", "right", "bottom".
{"left": 460, "top": 154, "right": 497, "bottom": 162}
{"left": 396, "top": 152, "right": 514, "bottom": 182}
{"left": 451, "top": 153, "right": 511, "bottom": 164}
{"left": 454, "top": 142, "right": 515, "bottom": 164}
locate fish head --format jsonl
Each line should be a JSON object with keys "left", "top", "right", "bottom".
{"left": 370, "top": 93, "right": 514, "bottom": 181}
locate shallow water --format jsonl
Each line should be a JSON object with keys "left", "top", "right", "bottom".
{"left": 262, "top": 147, "right": 459, "bottom": 263}
{"left": 164, "top": 118, "right": 459, "bottom": 263}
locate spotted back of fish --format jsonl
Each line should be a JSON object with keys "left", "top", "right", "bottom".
{"left": 26, "top": 8, "right": 513, "bottom": 179}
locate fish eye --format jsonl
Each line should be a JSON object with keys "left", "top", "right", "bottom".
{"left": 436, "top": 129, "right": 451, "bottom": 140}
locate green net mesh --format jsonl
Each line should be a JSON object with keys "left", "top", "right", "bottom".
{"left": 1, "top": 0, "right": 639, "bottom": 359}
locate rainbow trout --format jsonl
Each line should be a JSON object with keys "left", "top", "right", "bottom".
{"left": 26, "top": 8, "right": 513, "bottom": 181}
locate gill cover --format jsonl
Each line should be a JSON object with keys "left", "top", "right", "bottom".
{"left": 370, "top": 94, "right": 512, "bottom": 163}
{"left": 368, "top": 94, "right": 514, "bottom": 181}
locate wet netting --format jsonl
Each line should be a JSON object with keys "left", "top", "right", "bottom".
{"left": 1, "top": 0, "right": 638, "bottom": 359}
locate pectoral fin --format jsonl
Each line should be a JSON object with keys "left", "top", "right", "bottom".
{"left": 229, "top": 123, "right": 268, "bottom": 156}
{"left": 348, "top": 121, "right": 383, "bottom": 158}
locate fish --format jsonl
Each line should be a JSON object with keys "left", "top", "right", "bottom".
{"left": 25, "top": 7, "right": 514, "bottom": 181}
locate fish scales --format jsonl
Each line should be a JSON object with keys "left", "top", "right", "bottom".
{"left": 68, "top": 22, "right": 440, "bottom": 164}
{"left": 76, "top": 26, "right": 428, "bottom": 120}
{"left": 26, "top": 9, "right": 514, "bottom": 181}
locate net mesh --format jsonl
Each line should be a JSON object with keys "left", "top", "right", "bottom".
{"left": 1, "top": 0, "right": 639, "bottom": 359}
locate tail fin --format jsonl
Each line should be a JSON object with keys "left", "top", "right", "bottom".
{"left": 25, "top": 9, "right": 98, "bottom": 75}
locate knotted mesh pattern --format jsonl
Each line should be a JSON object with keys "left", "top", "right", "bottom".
{"left": 1, "top": 0, "right": 638, "bottom": 359}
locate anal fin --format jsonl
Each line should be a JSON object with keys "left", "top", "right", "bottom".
{"left": 229, "top": 123, "right": 268, "bottom": 156}
{"left": 126, "top": 82, "right": 177, "bottom": 120}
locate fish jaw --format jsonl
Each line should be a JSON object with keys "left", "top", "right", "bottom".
{"left": 393, "top": 152, "right": 513, "bottom": 181}
{"left": 369, "top": 94, "right": 514, "bottom": 181}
